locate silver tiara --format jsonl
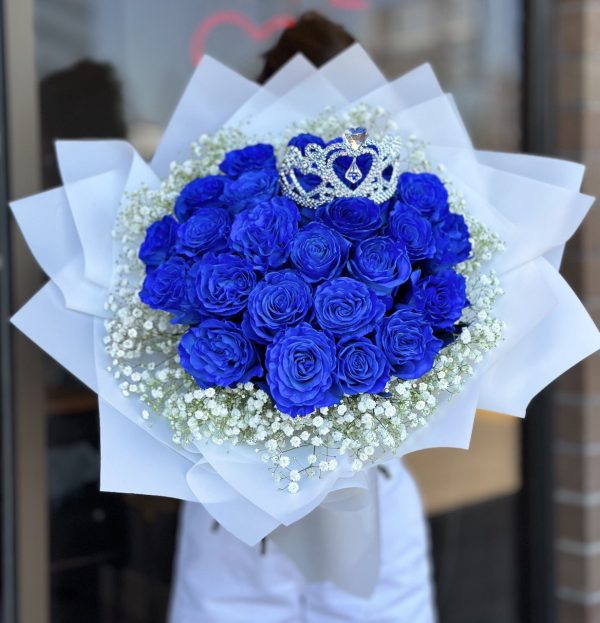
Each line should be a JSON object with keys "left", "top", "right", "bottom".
{"left": 279, "top": 127, "right": 402, "bottom": 210}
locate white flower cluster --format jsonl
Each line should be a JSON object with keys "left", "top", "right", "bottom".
{"left": 104, "top": 106, "right": 505, "bottom": 493}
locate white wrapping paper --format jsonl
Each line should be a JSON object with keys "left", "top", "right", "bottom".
{"left": 11, "top": 46, "right": 600, "bottom": 595}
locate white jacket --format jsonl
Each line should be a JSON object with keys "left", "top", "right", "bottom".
{"left": 169, "top": 460, "right": 436, "bottom": 623}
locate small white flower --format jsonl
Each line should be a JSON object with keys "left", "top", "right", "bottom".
{"left": 361, "top": 414, "right": 373, "bottom": 427}
{"left": 287, "top": 482, "right": 299, "bottom": 494}
{"left": 319, "top": 461, "right": 330, "bottom": 472}
{"left": 352, "top": 459, "right": 363, "bottom": 472}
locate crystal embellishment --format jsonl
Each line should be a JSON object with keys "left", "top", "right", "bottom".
{"left": 345, "top": 159, "right": 363, "bottom": 183}
{"left": 344, "top": 127, "right": 367, "bottom": 152}
{"left": 279, "top": 126, "right": 403, "bottom": 210}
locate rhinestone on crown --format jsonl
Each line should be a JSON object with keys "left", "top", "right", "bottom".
{"left": 279, "top": 127, "right": 402, "bottom": 209}
{"left": 344, "top": 126, "right": 367, "bottom": 151}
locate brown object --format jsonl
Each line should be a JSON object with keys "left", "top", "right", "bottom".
{"left": 258, "top": 11, "right": 355, "bottom": 84}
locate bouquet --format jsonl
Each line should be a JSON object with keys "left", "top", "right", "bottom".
{"left": 12, "top": 45, "right": 599, "bottom": 594}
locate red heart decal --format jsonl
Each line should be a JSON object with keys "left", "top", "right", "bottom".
{"left": 189, "top": 11, "right": 297, "bottom": 65}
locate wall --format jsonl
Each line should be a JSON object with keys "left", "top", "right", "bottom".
{"left": 556, "top": 1, "right": 600, "bottom": 621}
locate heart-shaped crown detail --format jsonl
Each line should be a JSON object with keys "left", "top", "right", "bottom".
{"left": 279, "top": 127, "right": 402, "bottom": 209}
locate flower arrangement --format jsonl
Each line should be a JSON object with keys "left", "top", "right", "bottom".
{"left": 105, "top": 114, "right": 504, "bottom": 493}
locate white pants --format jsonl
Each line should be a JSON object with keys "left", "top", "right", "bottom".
{"left": 168, "top": 461, "right": 436, "bottom": 623}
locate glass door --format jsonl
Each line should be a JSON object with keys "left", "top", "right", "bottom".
{"left": 3, "top": 2, "right": 530, "bottom": 622}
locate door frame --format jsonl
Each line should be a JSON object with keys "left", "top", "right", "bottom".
{"left": 0, "top": 0, "right": 17, "bottom": 620}
{"left": 521, "top": 1, "right": 558, "bottom": 621}
{"left": 1, "top": 0, "right": 48, "bottom": 622}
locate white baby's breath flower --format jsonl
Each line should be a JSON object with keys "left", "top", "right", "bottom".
{"left": 352, "top": 459, "right": 363, "bottom": 472}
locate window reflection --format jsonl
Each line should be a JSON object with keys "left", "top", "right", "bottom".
{"left": 35, "top": 0, "right": 521, "bottom": 155}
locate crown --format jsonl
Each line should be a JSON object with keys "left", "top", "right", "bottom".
{"left": 279, "top": 127, "right": 402, "bottom": 209}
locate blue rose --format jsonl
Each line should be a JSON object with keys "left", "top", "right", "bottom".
{"left": 317, "top": 197, "right": 383, "bottom": 241}
{"left": 314, "top": 277, "right": 385, "bottom": 338}
{"left": 230, "top": 196, "right": 299, "bottom": 271}
{"left": 266, "top": 323, "right": 341, "bottom": 416}
{"left": 387, "top": 202, "right": 436, "bottom": 262}
{"left": 336, "top": 337, "right": 390, "bottom": 396}
{"left": 175, "top": 207, "right": 231, "bottom": 258}
{"left": 221, "top": 169, "right": 280, "bottom": 215}
{"left": 290, "top": 222, "right": 350, "bottom": 284}
{"left": 287, "top": 133, "right": 325, "bottom": 154}
{"left": 397, "top": 172, "right": 449, "bottom": 221}
{"left": 429, "top": 212, "right": 471, "bottom": 267}
{"left": 179, "top": 319, "right": 262, "bottom": 389}
{"left": 348, "top": 236, "right": 411, "bottom": 295}
{"left": 187, "top": 252, "right": 256, "bottom": 317}
{"left": 139, "top": 215, "right": 178, "bottom": 270}
{"left": 174, "top": 175, "right": 229, "bottom": 222}
{"left": 376, "top": 306, "right": 442, "bottom": 379}
{"left": 410, "top": 269, "right": 467, "bottom": 331}
{"left": 139, "top": 256, "right": 194, "bottom": 320}
{"left": 219, "top": 143, "right": 277, "bottom": 179}
{"left": 242, "top": 270, "right": 312, "bottom": 344}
